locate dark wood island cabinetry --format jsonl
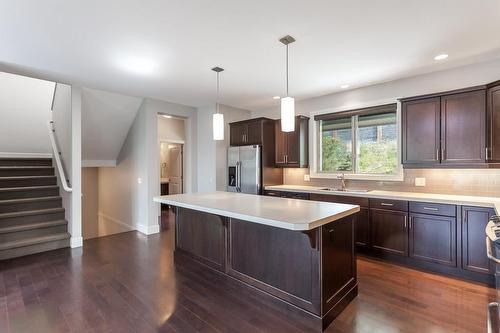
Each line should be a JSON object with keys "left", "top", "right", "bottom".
{"left": 156, "top": 192, "right": 360, "bottom": 331}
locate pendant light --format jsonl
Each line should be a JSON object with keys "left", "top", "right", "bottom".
{"left": 212, "top": 66, "right": 224, "bottom": 141}
{"left": 279, "top": 35, "right": 296, "bottom": 132}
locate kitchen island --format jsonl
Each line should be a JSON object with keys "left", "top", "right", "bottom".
{"left": 153, "top": 192, "right": 360, "bottom": 331}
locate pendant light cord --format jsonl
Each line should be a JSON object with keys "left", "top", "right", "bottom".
{"left": 216, "top": 71, "right": 220, "bottom": 114}
{"left": 286, "top": 44, "right": 289, "bottom": 97}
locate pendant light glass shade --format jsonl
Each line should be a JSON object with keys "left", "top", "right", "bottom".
{"left": 212, "top": 66, "right": 224, "bottom": 141}
{"left": 279, "top": 35, "right": 296, "bottom": 132}
{"left": 213, "top": 111, "right": 224, "bottom": 140}
{"left": 281, "top": 97, "right": 295, "bottom": 132}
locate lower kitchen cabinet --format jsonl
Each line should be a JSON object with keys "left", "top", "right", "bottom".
{"left": 409, "top": 213, "right": 456, "bottom": 267}
{"left": 462, "top": 206, "right": 496, "bottom": 274}
{"left": 370, "top": 209, "right": 408, "bottom": 256}
{"left": 355, "top": 208, "right": 370, "bottom": 248}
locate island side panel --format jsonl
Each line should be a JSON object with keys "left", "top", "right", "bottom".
{"left": 227, "top": 218, "right": 322, "bottom": 315}
{"left": 176, "top": 207, "right": 226, "bottom": 271}
{"left": 321, "top": 215, "right": 358, "bottom": 329}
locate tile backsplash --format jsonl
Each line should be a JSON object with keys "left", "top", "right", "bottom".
{"left": 283, "top": 168, "right": 500, "bottom": 197}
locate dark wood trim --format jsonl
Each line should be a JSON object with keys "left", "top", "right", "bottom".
{"left": 228, "top": 117, "right": 273, "bottom": 125}
{"left": 314, "top": 103, "right": 396, "bottom": 121}
{"left": 399, "top": 85, "right": 488, "bottom": 102}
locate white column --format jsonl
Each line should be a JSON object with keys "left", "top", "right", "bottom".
{"left": 70, "top": 86, "right": 83, "bottom": 248}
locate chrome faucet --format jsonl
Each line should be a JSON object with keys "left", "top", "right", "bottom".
{"left": 337, "top": 173, "right": 346, "bottom": 191}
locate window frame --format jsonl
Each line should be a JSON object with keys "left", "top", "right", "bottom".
{"left": 310, "top": 99, "right": 403, "bottom": 181}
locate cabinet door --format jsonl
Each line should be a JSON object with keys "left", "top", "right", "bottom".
{"left": 230, "top": 123, "right": 247, "bottom": 146}
{"left": 441, "top": 91, "right": 486, "bottom": 164}
{"left": 275, "top": 120, "right": 287, "bottom": 165}
{"left": 487, "top": 84, "right": 500, "bottom": 162}
{"left": 402, "top": 97, "right": 441, "bottom": 165}
{"left": 246, "top": 121, "right": 262, "bottom": 145}
{"left": 409, "top": 213, "right": 456, "bottom": 266}
{"left": 285, "top": 130, "right": 300, "bottom": 165}
{"left": 370, "top": 209, "right": 408, "bottom": 256}
{"left": 355, "top": 208, "right": 370, "bottom": 248}
{"left": 462, "top": 206, "right": 495, "bottom": 274}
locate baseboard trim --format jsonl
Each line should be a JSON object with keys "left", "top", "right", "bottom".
{"left": 0, "top": 152, "right": 52, "bottom": 158}
{"left": 70, "top": 236, "right": 83, "bottom": 248}
{"left": 98, "top": 212, "right": 134, "bottom": 233}
{"left": 136, "top": 223, "right": 160, "bottom": 235}
{"left": 82, "top": 160, "right": 117, "bottom": 167}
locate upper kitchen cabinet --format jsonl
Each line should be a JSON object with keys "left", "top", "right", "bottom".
{"left": 401, "top": 87, "right": 487, "bottom": 168}
{"left": 275, "top": 116, "right": 309, "bottom": 168}
{"left": 229, "top": 118, "right": 274, "bottom": 146}
{"left": 487, "top": 81, "right": 500, "bottom": 162}
{"left": 402, "top": 97, "right": 441, "bottom": 165}
{"left": 441, "top": 90, "right": 486, "bottom": 164}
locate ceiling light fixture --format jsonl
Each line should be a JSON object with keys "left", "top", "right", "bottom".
{"left": 279, "top": 35, "right": 296, "bottom": 132}
{"left": 162, "top": 115, "right": 172, "bottom": 119}
{"left": 212, "top": 66, "right": 224, "bottom": 141}
{"left": 434, "top": 54, "right": 449, "bottom": 61}
{"left": 340, "top": 84, "right": 350, "bottom": 89}
{"left": 117, "top": 56, "right": 156, "bottom": 75}
{"left": 273, "top": 96, "right": 281, "bottom": 100}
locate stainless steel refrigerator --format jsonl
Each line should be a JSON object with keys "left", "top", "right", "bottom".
{"left": 227, "top": 145, "right": 261, "bottom": 194}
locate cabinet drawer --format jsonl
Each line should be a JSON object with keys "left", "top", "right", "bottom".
{"left": 409, "top": 201, "right": 456, "bottom": 217}
{"left": 263, "top": 190, "right": 282, "bottom": 197}
{"left": 369, "top": 198, "right": 408, "bottom": 212}
{"left": 310, "top": 193, "right": 368, "bottom": 208}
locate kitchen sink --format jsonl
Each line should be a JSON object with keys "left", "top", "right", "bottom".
{"left": 318, "top": 188, "right": 371, "bottom": 193}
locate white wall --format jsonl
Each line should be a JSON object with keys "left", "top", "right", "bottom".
{"left": 81, "top": 88, "right": 143, "bottom": 167}
{"left": 252, "top": 57, "right": 500, "bottom": 119}
{"left": 98, "top": 97, "right": 197, "bottom": 235}
{"left": 82, "top": 167, "right": 98, "bottom": 239}
{"left": 158, "top": 116, "right": 186, "bottom": 142}
{"left": 0, "top": 71, "right": 54, "bottom": 156}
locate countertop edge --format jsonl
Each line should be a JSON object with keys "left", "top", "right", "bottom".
{"left": 264, "top": 185, "right": 500, "bottom": 214}
{"left": 153, "top": 196, "right": 360, "bottom": 231}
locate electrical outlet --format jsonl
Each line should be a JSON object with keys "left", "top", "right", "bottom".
{"left": 415, "top": 177, "right": 426, "bottom": 187}
{"left": 304, "top": 174, "right": 310, "bottom": 182}
{"left": 137, "top": 178, "right": 143, "bottom": 184}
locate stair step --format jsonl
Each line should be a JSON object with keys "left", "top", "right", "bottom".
{"left": 0, "top": 196, "right": 62, "bottom": 213}
{"left": 0, "top": 158, "right": 52, "bottom": 167}
{"left": 0, "top": 233, "right": 70, "bottom": 260}
{"left": 0, "top": 219, "right": 67, "bottom": 234}
{"left": 0, "top": 166, "right": 55, "bottom": 177}
{"left": 0, "top": 185, "right": 59, "bottom": 200}
{"left": 0, "top": 176, "right": 57, "bottom": 188}
{"left": 0, "top": 222, "right": 67, "bottom": 243}
{"left": 0, "top": 208, "right": 65, "bottom": 228}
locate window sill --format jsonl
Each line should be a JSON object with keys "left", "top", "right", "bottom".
{"left": 310, "top": 171, "right": 404, "bottom": 182}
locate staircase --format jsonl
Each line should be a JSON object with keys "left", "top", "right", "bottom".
{"left": 0, "top": 157, "right": 70, "bottom": 260}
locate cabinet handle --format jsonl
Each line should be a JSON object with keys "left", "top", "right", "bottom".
{"left": 404, "top": 216, "right": 407, "bottom": 228}
{"left": 380, "top": 202, "right": 394, "bottom": 207}
{"left": 436, "top": 149, "right": 439, "bottom": 161}
{"left": 486, "top": 147, "right": 490, "bottom": 160}
{"left": 423, "top": 207, "right": 439, "bottom": 211}
{"left": 285, "top": 155, "right": 288, "bottom": 163}
{"left": 441, "top": 148, "right": 445, "bottom": 160}
{"left": 409, "top": 216, "right": 413, "bottom": 229}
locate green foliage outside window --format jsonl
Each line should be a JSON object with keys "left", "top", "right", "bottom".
{"left": 321, "top": 136, "right": 352, "bottom": 171}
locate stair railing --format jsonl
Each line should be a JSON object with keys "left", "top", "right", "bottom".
{"left": 47, "top": 120, "right": 72, "bottom": 192}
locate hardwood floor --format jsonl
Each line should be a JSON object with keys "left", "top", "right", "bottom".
{"left": 0, "top": 212, "right": 496, "bottom": 333}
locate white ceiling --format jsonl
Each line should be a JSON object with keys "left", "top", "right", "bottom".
{"left": 1, "top": 0, "right": 500, "bottom": 111}
{"left": 81, "top": 88, "right": 142, "bottom": 163}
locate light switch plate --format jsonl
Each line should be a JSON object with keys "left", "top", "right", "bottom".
{"left": 415, "top": 177, "right": 426, "bottom": 187}
{"left": 304, "top": 174, "right": 311, "bottom": 182}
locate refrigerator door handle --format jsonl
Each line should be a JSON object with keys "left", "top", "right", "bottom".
{"left": 236, "top": 161, "right": 242, "bottom": 192}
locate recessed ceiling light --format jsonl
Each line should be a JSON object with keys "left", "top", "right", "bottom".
{"left": 340, "top": 84, "right": 350, "bottom": 89}
{"left": 273, "top": 96, "right": 280, "bottom": 100}
{"left": 162, "top": 115, "right": 172, "bottom": 119}
{"left": 434, "top": 54, "right": 449, "bottom": 61}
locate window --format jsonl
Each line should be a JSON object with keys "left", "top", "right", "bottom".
{"left": 316, "top": 103, "right": 400, "bottom": 178}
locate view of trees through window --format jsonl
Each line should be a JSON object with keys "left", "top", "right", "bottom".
{"left": 320, "top": 112, "right": 398, "bottom": 175}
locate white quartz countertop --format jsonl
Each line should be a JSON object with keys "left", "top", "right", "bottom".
{"left": 153, "top": 192, "right": 359, "bottom": 231}
{"left": 265, "top": 185, "right": 500, "bottom": 214}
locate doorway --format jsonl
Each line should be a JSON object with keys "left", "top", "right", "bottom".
{"left": 160, "top": 142, "right": 184, "bottom": 196}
